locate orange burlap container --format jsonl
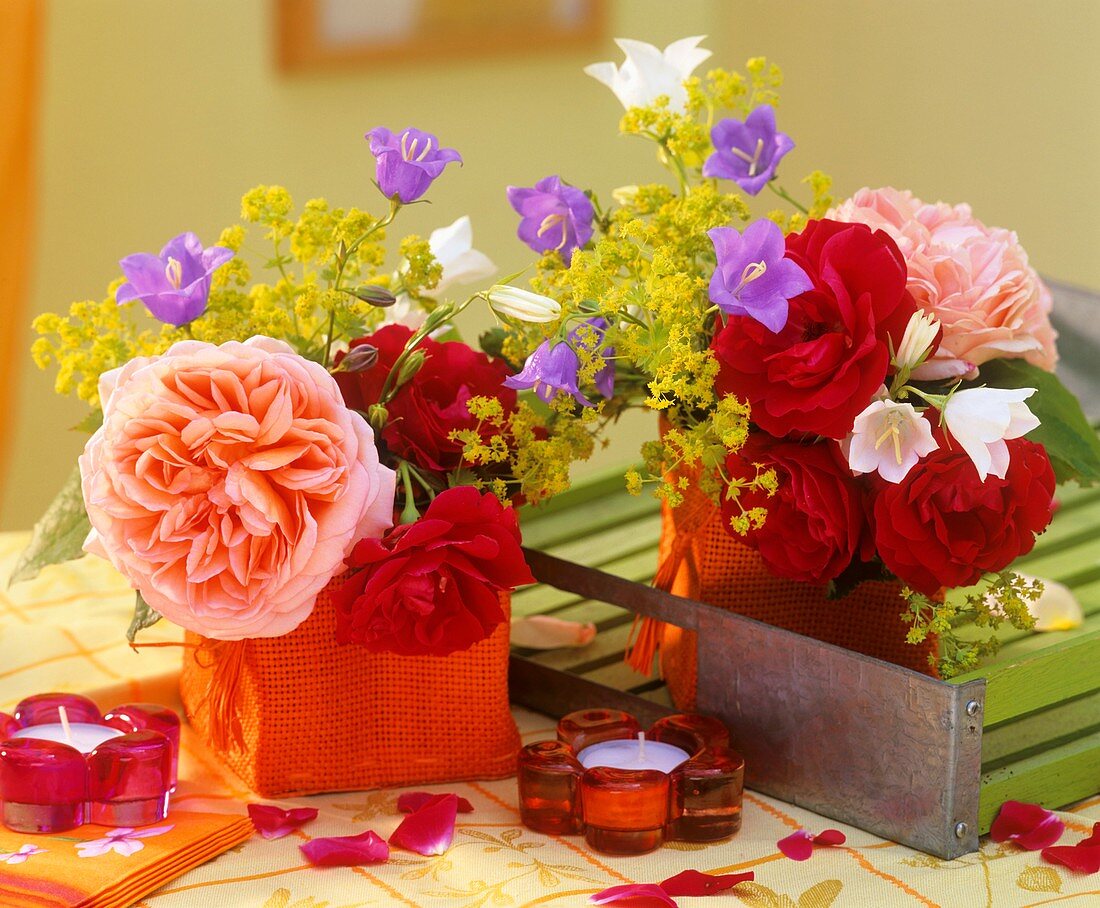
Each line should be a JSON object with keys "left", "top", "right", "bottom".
{"left": 641, "top": 468, "right": 938, "bottom": 710}
{"left": 180, "top": 577, "right": 520, "bottom": 797}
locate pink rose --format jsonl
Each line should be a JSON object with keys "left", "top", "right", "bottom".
{"left": 829, "top": 187, "right": 1057, "bottom": 377}
{"left": 79, "top": 337, "right": 395, "bottom": 639}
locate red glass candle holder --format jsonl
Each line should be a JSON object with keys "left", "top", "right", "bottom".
{"left": 517, "top": 709, "right": 744, "bottom": 855}
{"left": 2, "top": 694, "right": 182, "bottom": 832}
{"left": 0, "top": 739, "right": 87, "bottom": 833}
{"left": 104, "top": 703, "right": 181, "bottom": 790}
{"left": 88, "top": 731, "right": 172, "bottom": 826}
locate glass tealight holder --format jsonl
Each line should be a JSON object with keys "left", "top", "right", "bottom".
{"left": 0, "top": 739, "right": 87, "bottom": 833}
{"left": 14, "top": 692, "right": 102, "bottom": 727}
{"left": 517, "top": 708, "right": 744, "bottom": 856}
{"left": 104, "top": 703, "right": 181, "bottom": 791}
{"left": 87, "top": 730, "right": 172, "bottom": 826}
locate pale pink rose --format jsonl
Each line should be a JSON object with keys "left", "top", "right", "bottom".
{"left": 80, "top": 336, "right": 396, "bottom": 640}
{"left": 829, "top": 187, "right": 1057, "bottom": 375}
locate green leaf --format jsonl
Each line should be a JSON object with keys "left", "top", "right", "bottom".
{"left": 969, "top": 359, "right": 1100, "bottom": 486}
{"left": 70, "top": 409, "right": 103, "bottom": 434}
{"left": 9, "top": 466, "right": 92, "bottom": 586}
{"left": 126, "top": 592, "right": 162, "bottom": 646}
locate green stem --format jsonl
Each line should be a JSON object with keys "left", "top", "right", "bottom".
{"left": 322, "top": 198, "right": 401, "bottom": 368}
{"left": 766, "top": 180, "right": 809, "bottom": 214}
{"left": 397, "top": 462, "right": 420, "bottom": 524}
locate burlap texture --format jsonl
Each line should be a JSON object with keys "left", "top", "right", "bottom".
{"left": 179, "top": 578, "right": 520, "bottom": 797}
{"left": 655, "top": 472, "right": 938, "bottom": 710}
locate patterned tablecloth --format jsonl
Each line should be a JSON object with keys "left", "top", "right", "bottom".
{"left": 0, "top": 532, "right": 1097, "bottom": 908}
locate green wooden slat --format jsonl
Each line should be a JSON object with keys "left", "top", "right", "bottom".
{"left": 520, "top": 493, "right": 659, "bottom": 551}
{"left": 981, "top": 689, "right": 1100, "bottom": 768}
{"left": 537, "top": 513, "right": 661, "bottom": 568}
{"left": 952, "top": 634, "right": 1100, "bottom": 726}
{"left": 520, "top": 464, "right": 642, "bottom": 519}
{"left": 979, "top": 729, "right": 1100, "bottom": 832}
{"left": 511, "top": 549, "right": 656, "bottom": 617}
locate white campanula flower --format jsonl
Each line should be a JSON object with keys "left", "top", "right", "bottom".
{"left": 584, "top": 36, "right": 711, "bottom": 112}
{"left": 844, "top": 395, "right": 938, "bottom": 483}
{"left": 424, "top": 215, "right": 496, "bottom": 295}
{"left": 487, "top": 285, "right": 561, "bottom": 323}
{"left": 942, "top": 387, "right": 1040, "bottom": 481}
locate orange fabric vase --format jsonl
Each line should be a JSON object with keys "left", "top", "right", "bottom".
{"left": 651, "top": 472, "right": 938, "bottom": 710}
{"left": 180, "top": 577, "right": 520, "bottom": 797}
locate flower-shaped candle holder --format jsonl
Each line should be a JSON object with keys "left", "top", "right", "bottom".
{"left": 518, "top": 708, "right": 744, "bottom": 855}
{"left": 0, "top": 693, "right": 179, "bottom": 834}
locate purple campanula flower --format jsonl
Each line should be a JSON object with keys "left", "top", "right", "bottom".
{"left": 703, "top": 106, "right": 794, "bottom": 196}
{"left": 569, "top": 316, "right": 615, "bottom": 399}
{"left": 708, "top": 220, "right": 811, "bottom": 333}
{"left": 506, "top": 175, "right": 594, "bottom": 264}
{"left": 366, "top": 127, "right": 461, "bottom": 203}
{"left": 504, "top": 339, "right": 592, "bottom": 407}
{"left": 115, "top": 232, "right": 233, "bottom": 326}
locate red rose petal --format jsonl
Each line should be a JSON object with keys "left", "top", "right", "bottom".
{"left": 247, "top": 804, "right": 319, "bottom": 840}
{"left": 299, "top": 829, "right": 389, "bottom": 867}
{"left": 813, "top": 829, "right": 847, "bottom": 847}
{"left": 1042, "top": 823, "right": 1100, "bottom": 874}
{"left": 778, "top": 829, "right": 815, "bottom": 861}
{"left": 991, "top": 801, "right": 1066, "bottom": 851}
{"left": 389, "top": 792, "right": 459, "bottom": 855}
{"left": 589, "top": 883, "right": 677, "bottom": 907}
{"left": 660, "top": 869, "right": 755, "bottom": 896}
{"left": 397, "top": 791, "right": 474, "bottom": 814}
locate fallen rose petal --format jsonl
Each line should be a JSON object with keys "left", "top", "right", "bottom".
{"left": 813, "top": 829, "right": 847, "bottom": 847}
{"left": 660, "top": 868, "right": 755, "bottom": 896}
{"left": 299, "top": 830, "right": 389, "bottom": 867}
{"left": 510, "top": 615, "right": 597, "bottom": 649}
{"left": 247, "top": 804, "right": 319, "bottom": 840}
{"left": 991, "top": 801, "right": 1066, "bottom": 851}
{"left": 777, "top": 829, "right": 815, "bottom": 861}
{"left": 1041, "top": 823, "right": 1100, "bottom": 874}
{"left": 590, "top": 883, "right": 677, "bottom": 906}
{"left": 389, "top": 793, "right": 458, "bottom": 855}
{"left": 397, "top": 791, "right": 474, "bottom": 814}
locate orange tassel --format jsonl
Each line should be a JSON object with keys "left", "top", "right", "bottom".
{"left": 190, "top": 640, "right": 248, "bottom": 752}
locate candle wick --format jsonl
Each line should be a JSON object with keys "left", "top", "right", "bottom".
{"left": 637, "top": 731, "right": 645, "bottom": 759}
{"left": 58, "top": 706, "right": 73, "bottom": 745}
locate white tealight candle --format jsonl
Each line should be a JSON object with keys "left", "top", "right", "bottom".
{"left": 12, "top": 723, "right": 125, "bottom": 755}
{"left": 577, "top": 732, "right": 690, "bottom": 774}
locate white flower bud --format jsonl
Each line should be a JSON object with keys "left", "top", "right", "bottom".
{"left": 893, "top": 311, "right": 940, "bottom": 372}
{"left": 487, "top": 285, "right": 561, "bottom": 323}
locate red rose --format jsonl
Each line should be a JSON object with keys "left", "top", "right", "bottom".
{"left": 332, "top": 487, "right": 535, "bottom": 656}
{"left": 871, "top": 437, "right": 1056, "bottom": 596}
{"left": 712, "top": 219, "right": 917, "bottom": 439}
{"left": 334, "top": 324, "right": 516, "bottom": 473}
{"left": 722, "top": 434, "right": 867, "bottom": 584}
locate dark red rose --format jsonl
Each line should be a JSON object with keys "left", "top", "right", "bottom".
{"left": 334, "top": 324, "right": 517, "bottom": 473}
{"left": 722, "top": 433, "right": 867, "bottom": 584}
{"left": 332, "top": 487, "right": 535, "bottom": 656}
{"left": 712, "top": 219, "right": 917, "bottom": 439}
{"left": 871, "top": 436, "right": 1056, "bottom": 596}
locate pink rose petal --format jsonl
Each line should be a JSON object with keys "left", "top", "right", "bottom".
{"left": 590, "top": 883, "right": 677, "bottom": 907}
{"left": 777, "top": 829, "right": 815, "bottom": 861}
{"left": 660, "top": 869, "right": 755, "bottom": 896}
{"left": 397, "top": 791, "right": 474, "bottom": 814}
{"left": 778, "top": 828, "right": 846, "bottom": 860}
{"left": 991, "top": 801, "right": 1066, "bottom": 851}
{"left": 300, "top": 830, "right": 389, "bottom": 867}
{"left": 247, "top": 804, "right": 319, "bottom": 840}
{"left": 389, "top": 793, "right": 458, "bottom": 855}
{"left": 1042, "top": 823, "right": 1100, "bottom": 874}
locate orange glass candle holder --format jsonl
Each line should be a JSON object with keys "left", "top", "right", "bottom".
{"left": 517, "top": 708, "right": 744, "bottom": 855}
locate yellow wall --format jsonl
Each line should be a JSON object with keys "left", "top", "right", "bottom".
{"left": 3, "top": 0, "right": 1098, "bottom": 529}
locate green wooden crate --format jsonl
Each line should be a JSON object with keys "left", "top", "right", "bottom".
{"left": 511, "top": 466, "right": 1100, "bottom": 850}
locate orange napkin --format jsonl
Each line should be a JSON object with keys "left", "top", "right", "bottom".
{"left": 0, "top": 810, "right": 253, "bottom": 908}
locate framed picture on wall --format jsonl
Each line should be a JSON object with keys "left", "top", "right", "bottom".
{"left": 275, "top": 0, "right": 608, "bottom": 71}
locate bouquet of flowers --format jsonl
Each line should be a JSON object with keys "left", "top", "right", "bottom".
{"left": 491, "top": 36, "right": 1100, "bottom": 680}
{"left": 22, "top": 128, "right": 564, "bottom": 792}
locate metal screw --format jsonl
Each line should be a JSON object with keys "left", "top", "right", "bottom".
{"left": 965, "top": 700, "right": 982, "bottom": 717}
{"left": 955, "top": 822, "right": 969, "bottom": 839}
